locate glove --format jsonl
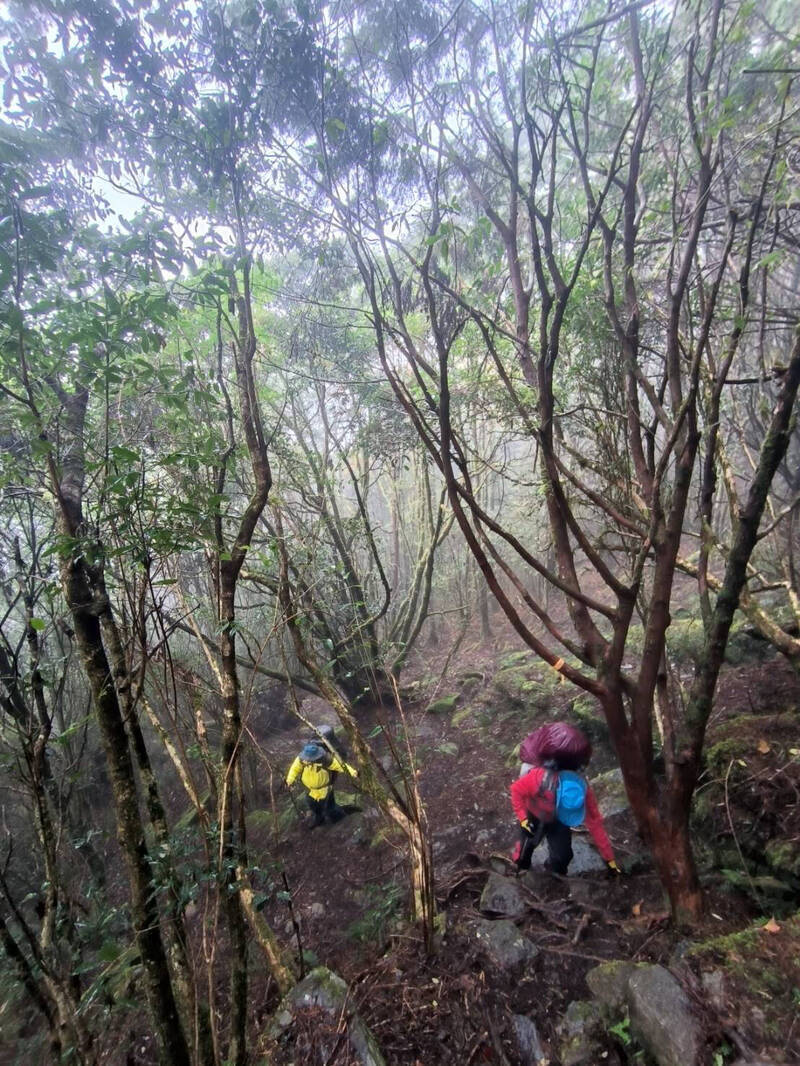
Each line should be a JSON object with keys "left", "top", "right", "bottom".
{"left": 606, "top": 859, "right": 621, "bottom": 876}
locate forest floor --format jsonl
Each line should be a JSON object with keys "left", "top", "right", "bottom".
{"left": 248, "top": 622, "right": 800, "bottom": 1066}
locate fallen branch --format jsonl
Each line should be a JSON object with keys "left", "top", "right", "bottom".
{"left": 572, "top": 913, "right": 590, "bottom": 944}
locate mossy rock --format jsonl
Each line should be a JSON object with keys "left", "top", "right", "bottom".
{"left": 270, "top": 966, "right": 387, "bottom": 1066}
{"left": 250, "top": 802, "right": 296, "bottom": 836}
{"left": 492, "top": 666, "right": 552, "bottom": 710}
{"left": 585, "top": 960, "right": 642, "bottom": 1010}
{"left": 435, "top": 740, "right": 459, "bottom": 757}
{"left": 724, "top": 621, "right": 776, "bottom": 665}
{"left": 451, "top": 705, "right": 475, "bottom": 728}
{"left": 498, "top": 650, "right": 533, "bottom": 670}
{"left": 665, "top": 617, "right": 706, "bottom": 665}
{"left": 571, "top": 694, "right": 610, "bottom": 745}
{"left": 556, "top": 999, "right": 608, "bottom": 1066}
{"left": 174, "top": 793, "right": 211, "bottom": 831}
{"left": 590, "top": 768, "right": 629, "bottom": 819}
{"left": 425, "top": 694, "right": 458, "bottom": 715}
{"left": 459, "top": 670, "right": 486, "bottom": 685}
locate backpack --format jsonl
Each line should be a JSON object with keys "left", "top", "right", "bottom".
{"left": 524, "top": 767, "right": 559, "bottom": 823}
{"left": 555, "top": 771, "right": 588, "bottom": 826}
{"left": 519, "top": 722, "right": 592, "bottom": 769}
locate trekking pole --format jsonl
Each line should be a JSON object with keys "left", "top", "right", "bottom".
{"left": 284, "top": 781, "right": 303, "bottom": 821}
{"left": 281, "top": 871, "right": 306, "bottom": 980}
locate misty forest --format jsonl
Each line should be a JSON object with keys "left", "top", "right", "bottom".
{"left": 1, "top": 0, "right": 800, "bottom": 1063}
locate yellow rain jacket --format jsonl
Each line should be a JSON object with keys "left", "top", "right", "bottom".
{"left": 285, "top": 756, "right": 358, "bottom": 800}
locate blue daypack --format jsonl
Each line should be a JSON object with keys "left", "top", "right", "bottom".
{"left": 556, "top": 771, "right": 588, "bottom": 826}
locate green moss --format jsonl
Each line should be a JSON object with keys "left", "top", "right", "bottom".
{"left": 704, "top": 711, "right": 800, "bottom": 774}
{"left": 625, "top": 623, "right": 645, "bottom": 657}
{"left": 504, "top": 742, "right": 522, "bottom": 768}
{"left": 765, "top": 840, "right": 800, "bottom": 878}
{"left": 664, "top": 612, "right": 771, "bottom": 668}
{"left": 665, "top": 617, "right": 706, "bottom": 665}
{"left": 346, "top": 882, "right": 403, "bottom": 944}
{"left": 686, "top": 914, "right": 800, "bottom": 1004}
{"left": 492, "top": 666, "right": 531, "bottom": 704}
{"left": 498, "top": 650, "right": 532, "bottom": 669}
{"left": 451, "top": 706, "right": 474, "bottom": 728}
{"left": 704, "top": 735, "right": 747, "bottom": 773}
{"left": 571, "top": 694, "right": 610, "bottom": 744}
{"left": 492, "top": 666, "right": 556, "bottom": 711}
{"left": 425, "top": 694, "right": 458, "bottom": 714}
{"left": 686, "top": 922, "right": 761, "bottom": 960}
{"left": 435, "top": 740, "right": 458, "bottom": 757}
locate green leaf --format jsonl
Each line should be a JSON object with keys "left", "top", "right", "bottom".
{"left": 29, "top": 617, "right": 46, "bottom": 631}
{"left": 111, "top": 445, "right": 140, "bottom": 465}
{"left": 98, "top": 940, "right": 122, "bottom": 963}
{"left": 325, "top": 117, "right": 346, "bottom": 141}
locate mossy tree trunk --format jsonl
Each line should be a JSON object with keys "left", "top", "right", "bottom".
{"left": 46, "top": 383, "right": 192, "bottom": 1066}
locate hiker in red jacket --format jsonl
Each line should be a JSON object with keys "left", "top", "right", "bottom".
{"left": 510, "top": 722, "right": 620, "bottom": 875}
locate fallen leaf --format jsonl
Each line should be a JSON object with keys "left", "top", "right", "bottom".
{"left": 632, "top": 900, "right": 643, "bottom": 917}
{"left": 763, "top": 917, "right": 781, "bottom": 934}
{"left": 757, "top": 738, "right": 771, "bottom": 754}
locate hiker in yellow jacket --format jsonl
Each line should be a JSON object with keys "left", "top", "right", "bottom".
{"left": 285, "top": 742, "right": 358, "bottom": 827}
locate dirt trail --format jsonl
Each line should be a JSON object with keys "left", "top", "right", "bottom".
{"left": 252, "top": 635, "right": 800, "bottom": 1064}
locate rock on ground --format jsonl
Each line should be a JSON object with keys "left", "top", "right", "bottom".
{"left": 557, "top": 1000, "right": 607, "bottom": 1066}
{"left": 271, "top": 966, "right": 386, "bottom": 1066}
{"left": 627, "top": 964, "right": 702, "bottom": 1066}
{"left": 585, "top": 960, "right": 641, "bottom": 1010}
{"left": 473, "top": 918, "right": 539, "bottom": 969}
{"left": 511, "top": 1013, "right": 547, "bottom": 1065}
{"left": 589, "top": 767, "right": 629, "bottom": 818}
{"left": 527, "top": 835, "right": 607, "bottom": 874}
{"left": 479, "top": 872, "right": 527, "bottom": 918}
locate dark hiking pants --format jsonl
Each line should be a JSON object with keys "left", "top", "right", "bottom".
{"left": 307, "top": 792, "right": 345, "bottom": 825}
{"left": 515, "top": 819, "right": 573, "bottom": 874}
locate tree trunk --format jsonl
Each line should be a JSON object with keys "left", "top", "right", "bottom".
{"left": 41, "top": 377, "right": 191, "bottom": 1066}
{"left": 100, "top": 606, "right": 216, "bottom": 1066}
{"left": 62, "top": 561, "right": 191, "bottom": 1066}
{"left": 218, "top": 578, "right": 249, "bottom": 1066}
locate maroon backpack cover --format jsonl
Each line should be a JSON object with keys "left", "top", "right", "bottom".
{"left": 519, "top": 721, "right": 592, "bottom": 770}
